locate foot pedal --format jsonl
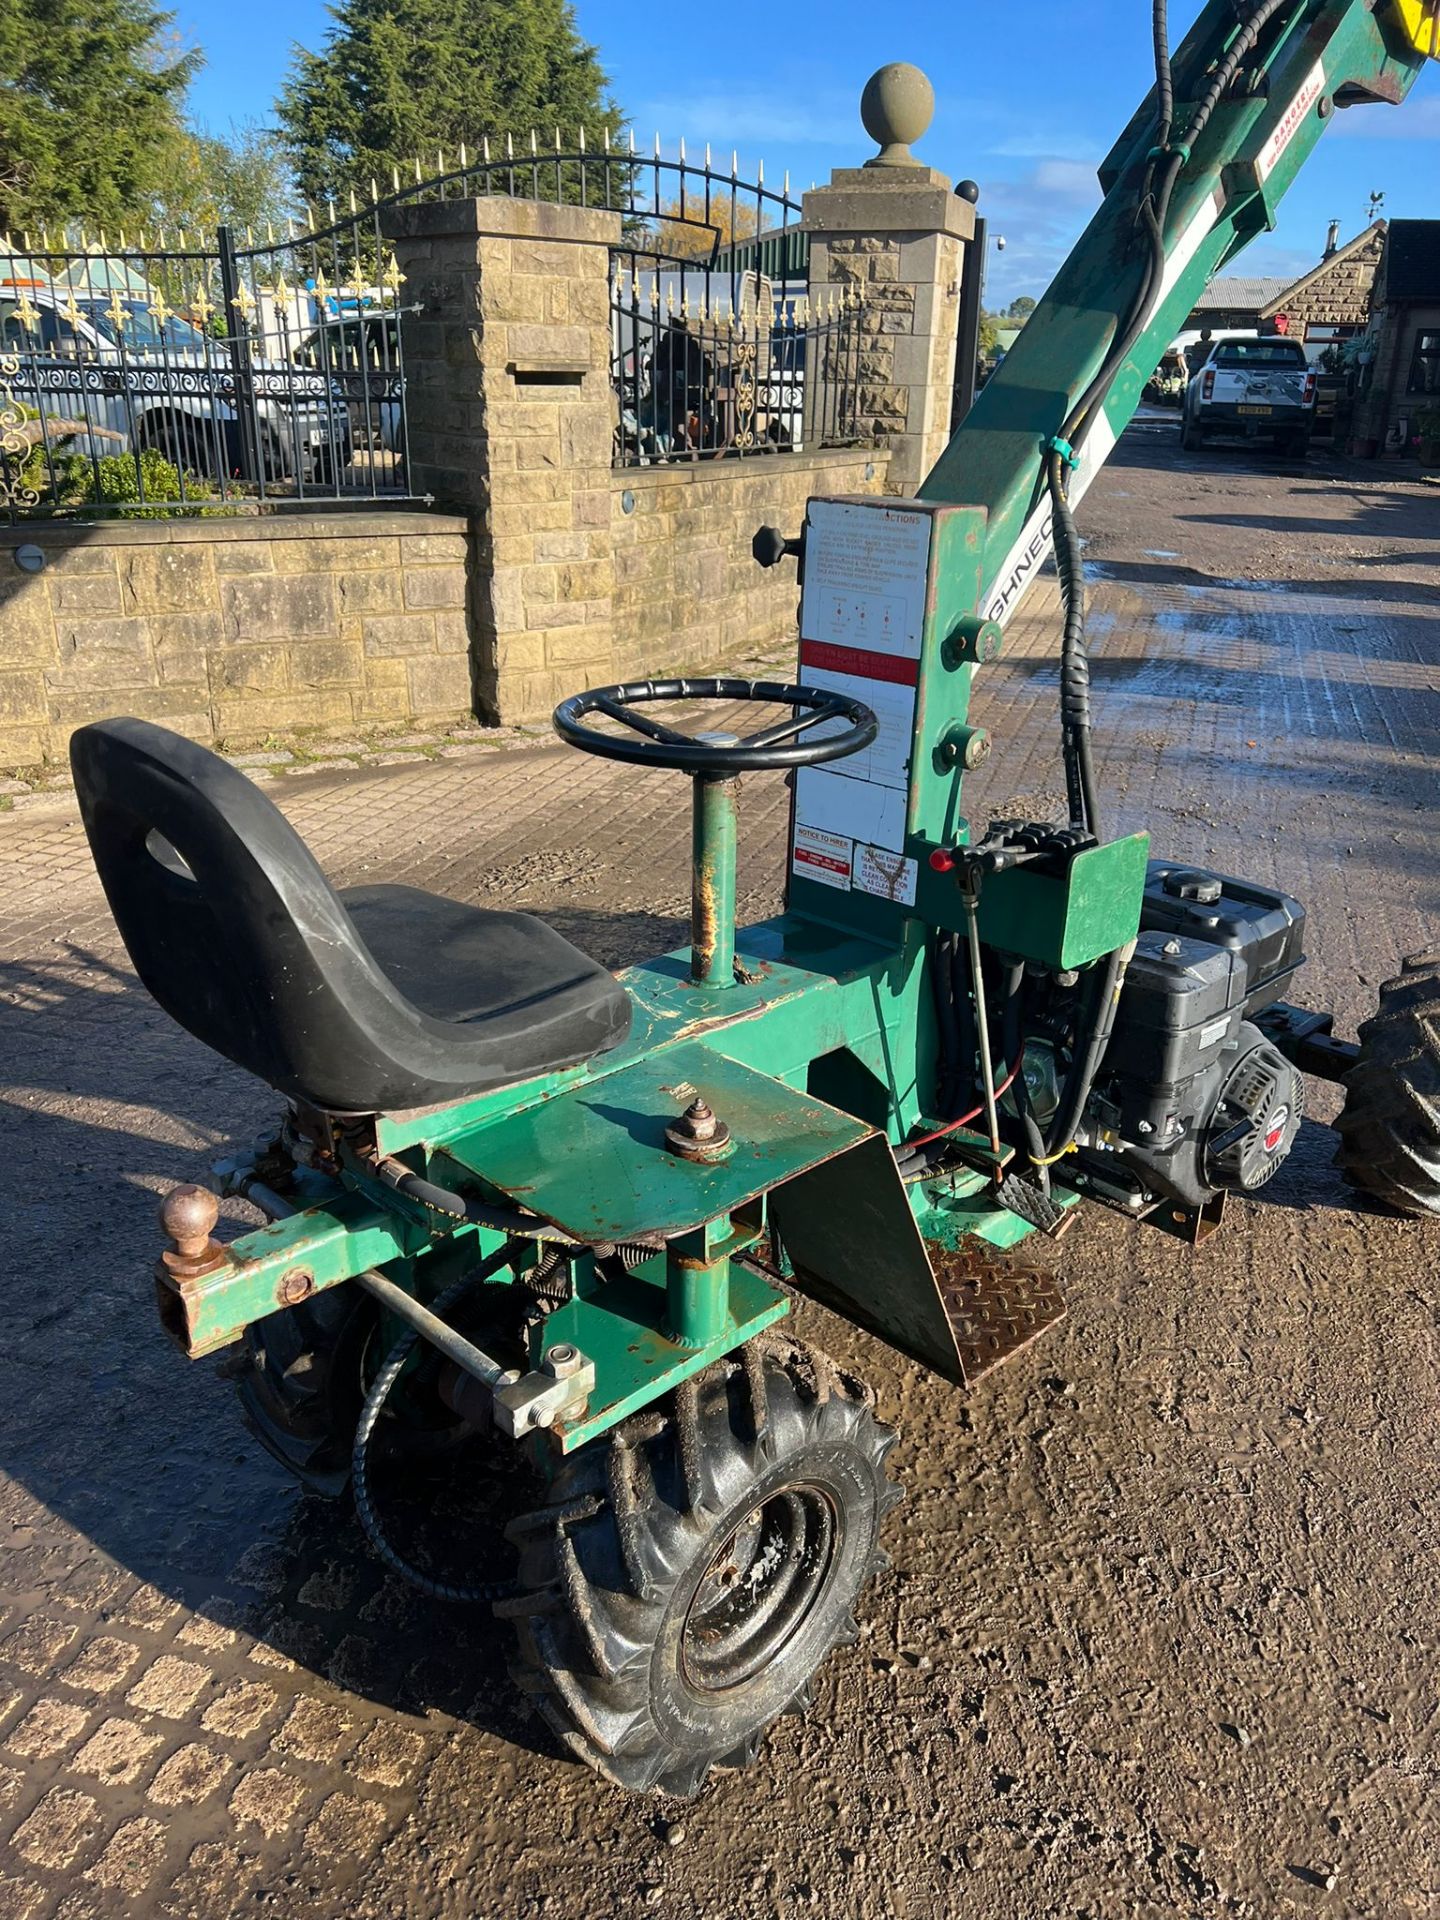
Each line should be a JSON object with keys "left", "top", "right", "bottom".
{"left": 929, "top": 1241, "right": 1066, "bottom": 1384}
{"left": 995, "top": 1171, "right": 1070, "bottom": 1235}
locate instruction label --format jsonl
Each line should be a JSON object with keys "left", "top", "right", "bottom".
{"left": 853, "top": 844, "right": 918, "bottom": 906}
{"left": 793, "top": 501, "right": 930, "bottom": 859}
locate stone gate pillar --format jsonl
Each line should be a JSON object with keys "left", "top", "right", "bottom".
{"left": 803, "top": 64, "right": 972, "bottom": 498}
{"left": 382, "top": 198, "right": 621, "bottom": 722}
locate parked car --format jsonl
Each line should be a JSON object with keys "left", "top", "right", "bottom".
{"left": 0, "top": 280, "right": 351, "bottom": 487}
{"left": 294, "top": 311, "right": 403, "bottom": 457}
{"left": 1181, "top": 335, "right": 1316, "bottom": 455}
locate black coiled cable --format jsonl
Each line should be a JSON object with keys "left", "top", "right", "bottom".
{"left": 351, "top": 1251, "right": 518, "bottom": 1605}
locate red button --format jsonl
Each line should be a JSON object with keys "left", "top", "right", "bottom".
{"left": 929, "top": 848, "right": 956, "bottom": 873}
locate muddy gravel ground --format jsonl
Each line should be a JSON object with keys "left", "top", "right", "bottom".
{"left": 0, "top": 422, "right": 1437, "bottom": 1919}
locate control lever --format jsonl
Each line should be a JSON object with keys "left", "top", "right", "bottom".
{"left": 929, "top": 819, "right": 1098, "bottom": 885}
{"left": 752, "top": 524, "right": 805, "bottom": 570}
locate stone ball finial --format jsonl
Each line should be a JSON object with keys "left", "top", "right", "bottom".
{"left": 860, "top": 63, "right": 935, "bottom": 169}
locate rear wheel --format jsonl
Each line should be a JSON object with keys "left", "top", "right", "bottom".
{"left": 1181, "top": 412, "right": 1204, "bottom": 452}
{"left": 138, "top": 409, "right": 223, "bottom": 482}
{"left": 501, "top": 1336, "right": 900, "bottom": 1795}
{"left": 1335, "top": 951, "right": 1440, "bottom": 1217}
{"left": 237, "top": 1285, "right": 468, "bottom": 1495}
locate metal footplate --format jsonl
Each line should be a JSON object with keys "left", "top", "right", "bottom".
{"left": 929, "top": 1241, "right": 1067, "bottom": 1384}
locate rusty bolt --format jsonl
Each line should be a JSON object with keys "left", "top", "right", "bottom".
{"left": 665, "top": 1096, "right": 732, "bottom": 1161}
{"left": 276, "top": 1267, "right": 315, "bottom": 1307}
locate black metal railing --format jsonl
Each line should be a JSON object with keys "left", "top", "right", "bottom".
{"left": 0, "top": 213, "right": 413, "bottom": 521}
{"left": 0, "top": 135, "right": 847, "bottom": 517}
{"left": 610, "top": 259, "right": 864, "bottom": 463}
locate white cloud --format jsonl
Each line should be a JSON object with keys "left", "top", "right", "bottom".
{"left": 1030, "top": 158, "right": 1105, "bottom": 201}
{"left": 972, "top": 158, "right": 1104, "bottom": 306}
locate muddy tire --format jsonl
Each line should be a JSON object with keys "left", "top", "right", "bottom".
{"left": 1181, "top": 414, "right": 1204, "bottom": 452}
{"left": 1334, "top": 951, "right": 1440, "bottom": 1217}
{"left": 238, "top": 1286, "right": 466, "bottom": 1495}
{"left": 500, "top": 1336, "right": 900, "bottom": 1795}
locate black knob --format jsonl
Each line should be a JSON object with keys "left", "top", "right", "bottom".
{"left": 753, "top": 525, "right": 802, "bottom": 569}
{"left": 1162, "top": 867, "right": 1223, "bottom": 905}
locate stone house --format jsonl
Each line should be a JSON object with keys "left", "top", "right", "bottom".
{"left": 1348, "top": 220, "right": 1440, "bottom": 455}
{"left": 1183, "top": 222, "right": 1386, "bottom": 349}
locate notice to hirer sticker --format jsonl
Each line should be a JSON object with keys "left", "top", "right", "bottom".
{"left": 853, "top": 844, "right": 918, "bottom": 906}
{"left": 792, "top": 824, "right": 854, "bottom": 891}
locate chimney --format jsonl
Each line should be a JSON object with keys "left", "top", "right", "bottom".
{"left": 1325, "top": 219, "right": 1341, "bottom": 257}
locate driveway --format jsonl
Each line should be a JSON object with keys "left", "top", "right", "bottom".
{"left": 0, "top": 423, "right": 1436, "bottom": 1919}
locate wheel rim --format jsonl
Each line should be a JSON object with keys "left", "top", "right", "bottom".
{"left": 680, "top": 1485, "right": 838, "bottom": 1692}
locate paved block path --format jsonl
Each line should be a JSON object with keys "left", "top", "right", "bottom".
{"left": 1, "top": 425, "right": 1437, "bottom": 1918}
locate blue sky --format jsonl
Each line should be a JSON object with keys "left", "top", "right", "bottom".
{"left": 178, "top": 0, "right": 1440, "bottom": 308}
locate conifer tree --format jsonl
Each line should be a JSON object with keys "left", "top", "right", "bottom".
{"left": 0, "top": 0, "right": 200, "bottom": 232}
{"left": 278, "top": 0, "right": 622, "bottom": 203}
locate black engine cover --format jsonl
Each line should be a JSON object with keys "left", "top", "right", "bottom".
{"left": 1075, "top": 862, "right": 1308, "bottom": 1210}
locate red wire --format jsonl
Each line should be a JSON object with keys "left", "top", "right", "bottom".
{"left": 903, "top": 1062, "right": 1022, "bottom": 1151}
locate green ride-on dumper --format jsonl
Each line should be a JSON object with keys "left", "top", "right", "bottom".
{"left": 75, "top": 2, "right": 1439, "bottom": 1795}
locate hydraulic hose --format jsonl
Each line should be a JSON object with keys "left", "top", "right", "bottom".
{"left": 1036, "top": 941, "right": 1137, "bottom": 1167}
{"left": 930, "top": 930, "right": 962, "bottom": 1119}
{"left": 351, "top": 1249, "right": 519, "bottom": 1605}
{"left": 1002, "top": 963, "right": 1052, "bottom": 1196}
{"left": 1048, "top": 453, "right": 1101, "bottom": 838}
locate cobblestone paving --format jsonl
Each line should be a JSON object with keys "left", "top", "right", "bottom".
{"left": 1, "top": 424, "right": 1437, "bottom": 1918}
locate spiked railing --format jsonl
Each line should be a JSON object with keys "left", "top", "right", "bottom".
{"left": 1, "top": 134, "right": 820, "bottom": 518}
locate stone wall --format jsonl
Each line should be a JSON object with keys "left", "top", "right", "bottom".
{"left": 803, "top": 168, "right": 970, "bottom": 499}
{"left": 610, "top": 448, "right": 887, "bottom": 685}
{"left": 0, "top": 511, "right": 472, "bottom": 769}
{"left": 1352, "top": 300, "right": 1440, "bottom": 452}
{"left": 383, "top": 198, "right": 619, "bottom": 725}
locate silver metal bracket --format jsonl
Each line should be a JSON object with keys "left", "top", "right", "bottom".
{"left": 493, "top": 1343, "right": 596, "bottom": 1437}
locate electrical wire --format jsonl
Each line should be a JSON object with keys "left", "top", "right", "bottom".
{"left": 902, "top": 1062, "right": 1022, "bottom": 1152}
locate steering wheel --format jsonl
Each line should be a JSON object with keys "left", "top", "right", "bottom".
{"left": 552, "top": 677, "right": 877, "bottom": 774}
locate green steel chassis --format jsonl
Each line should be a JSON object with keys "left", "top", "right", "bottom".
{"left": 144, "top": 0, "right": 1434, "bottom": 1792}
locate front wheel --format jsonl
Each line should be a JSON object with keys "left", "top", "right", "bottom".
{"left": 1335, "top": 952, "right": 1440, "bottom": 1216}
{"left": 501, "top": 1336, "right": 900, "bottom": 1795}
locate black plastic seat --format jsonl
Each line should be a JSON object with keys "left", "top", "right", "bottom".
{"left": 70, "top": 718, "right": 632, "bottom": 1114}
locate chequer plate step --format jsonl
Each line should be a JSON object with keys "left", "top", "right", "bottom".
{"left": 927, "top": 1241, "right": 1067, "bottom": 1384}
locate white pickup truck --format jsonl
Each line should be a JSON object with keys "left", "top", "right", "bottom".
{"left": 0, "top": 281, "right": 350, "bottom": 485}
{"left": 1181, "top": 336, "right": 1316, "bottom": 456}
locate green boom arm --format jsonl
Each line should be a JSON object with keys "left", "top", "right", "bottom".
{"left": 920, "top": 0, "right": 1434, "bottom": 627}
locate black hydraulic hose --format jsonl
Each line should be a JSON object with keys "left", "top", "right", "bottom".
{"left": 930, "top": 930, "right": 962, "bottom": 1120}
{"left": 1048, "top": 451, "right": 1101, "bottom": 837}
{"left": 1053, "top": 2, "right": 1295, "bottom": 831}
{"left": 1183, "top": 0, "right": 1294, "bottom": 151}
{"left": 1002, "top": 962, "right": 1051, "bottom": 1198}
{"left": 377, "top": 1163, "right": 579, "bottom": 1244}
{"left": 951, "top": 936, "right": 979, "bottom": 1119}
{"left": 351, "top": 1250, "right": 518, "bottom": 1605}
{"left": 1041, "top": 945, "right": 1130, "bottom": 1165}
{"left": 1153, "top": 0, "right": 1175, "bottom": 146}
